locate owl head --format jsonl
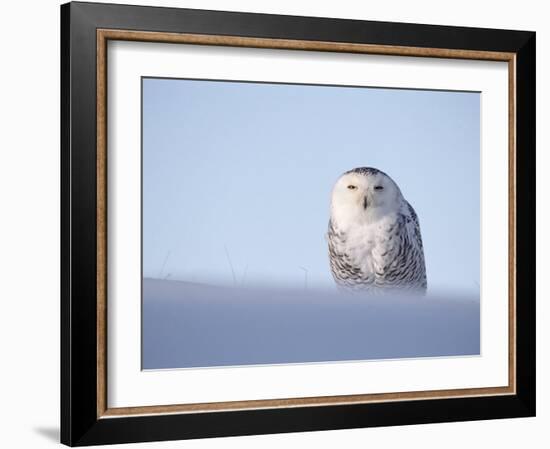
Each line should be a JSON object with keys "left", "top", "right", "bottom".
{"left": 330, "top": 167, "right": 404, "bottom": 226}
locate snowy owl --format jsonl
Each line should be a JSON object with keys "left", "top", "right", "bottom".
{"left": 327, "top": 167, "right": 427, "bottom": 293}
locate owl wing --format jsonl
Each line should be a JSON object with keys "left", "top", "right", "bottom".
{"left": 372, "top": 202, "right": 427, "bottom": 290}
{"left": 406, "top": 201, "right": 425, "bottom": 254}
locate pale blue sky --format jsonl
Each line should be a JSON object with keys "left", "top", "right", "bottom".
{"left": 142, "top": 78, "right": 480, "bottom": 293}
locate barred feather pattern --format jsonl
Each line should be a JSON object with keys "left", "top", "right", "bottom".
{"left": 328, "top": 201, "right": 427, "bottom": 293}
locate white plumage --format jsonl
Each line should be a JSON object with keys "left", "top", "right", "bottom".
{"left": 327, "top": 167, "right": 427, "bottom": 293}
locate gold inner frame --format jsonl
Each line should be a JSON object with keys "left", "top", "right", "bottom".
{"left": 96, "top": 29, "right": 517, "bottom": 419}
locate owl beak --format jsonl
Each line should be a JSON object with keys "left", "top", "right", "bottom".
{"left": 363, "top": 196, "right": 368, "bottom": 210}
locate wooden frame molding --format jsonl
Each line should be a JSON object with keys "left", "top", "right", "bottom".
{"left": 96, "top": 29, "right": 517, "bottom": 419}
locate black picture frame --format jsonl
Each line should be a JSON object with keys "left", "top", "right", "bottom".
{"left": 61, "top": 1, "right": 535, "bottom": 446}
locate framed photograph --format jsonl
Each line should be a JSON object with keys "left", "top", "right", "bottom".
{"left": 61, "top": 1, "right": 535, "bottom": 446}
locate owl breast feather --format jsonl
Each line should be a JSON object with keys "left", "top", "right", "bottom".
{"left": 327, "top": 206, "right": 427, "bottom": 293}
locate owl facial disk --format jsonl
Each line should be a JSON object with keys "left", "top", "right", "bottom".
{"left": 330, "top": 170, "right": 402, "bottom": 225}
{"left": 334, "top": 173, "right": 389, "bottom": 209}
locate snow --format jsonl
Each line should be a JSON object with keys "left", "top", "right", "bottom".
{"left": 142, "top": 278, "right": 480, "bottom": 369}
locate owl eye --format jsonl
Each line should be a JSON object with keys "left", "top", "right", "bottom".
{"left": 347, "top": 185, "right": 357, "bottom": 190}
{"left": 374, "top": 185, "right": 384, "bottom": 191}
